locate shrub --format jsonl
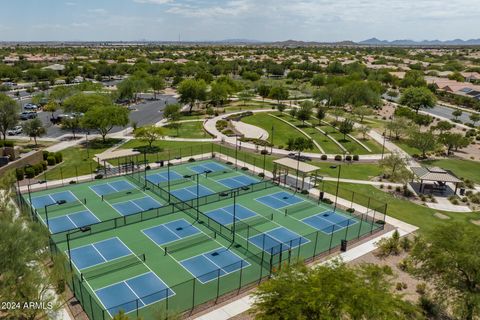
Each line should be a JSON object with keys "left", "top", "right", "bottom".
{"left": 94, "top": 174, "right": 103, "bottom": 179}
{"left": 41, "top": 161, "right": 47, "bottom": 170}
{"left": 379, "top": 184, "right": 384, "bottom": 189}
{"left": 300, "top": 190, "right": 309, "bottom": 195}
{"left": 278, "top": 145, "right": 284, "bottom": 149}
{"left": 69, "top": 180, "right": 76, "bottom": 184}
{"left": 416, "top": 283, "right": 427, "bottom": 295}
{"left": 241, "top": 167, "right": 248, "bottom": 171}
{"left": 346, "top": 208, "right": 355, "bottom": 213}
{"left": 47, "top": 156, "right": 56, "bottom": 166}
{"left": 396, "top": 186, "right": 402, "bottom": 193}
{"left": 320, "top": 154, "right": 328, "bottom": 160}
{"left": 387, "top": 185, "right": 392, "bottom": 190}
{"left": 345, "top": 155, "right": 352, "bottom": 161}
{"left": 15, "top": 168, "right": 24, "bottom": 181}
{"left": 352, "top": 154, "right": 359, "bottom": 161}
{"left": 24, "top": 167, "right": 35, "bottom": 179}
{"left": 54, "top": 152, "right": 63, "bottom": 163}
{"left": 258, "top": 172, "right": 265, "bottom": 178}
{"left": 397, "top": 259, "right": 409, "bottom": 271}
{"left": 42, "top": 151, "right": 50, "bottom": 160}
{"left": 334, "top": 155, "right": 342, "bottom": 161}
{"left": 375, "top": 230, "right": 401, "bottom": 257}
{"left": 395, "top": 282, "right": 403, "bottom": 291}
{"left": 321, "top": 198, "right": 333, "bottom": 204}
{"left": 226, "top": 161, "right": 233, "bottom": 165}
{"left": 188, "top": 158, "right": 196, "bottom": 162}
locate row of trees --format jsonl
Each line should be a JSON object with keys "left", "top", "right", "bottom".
{"left": 252, "top": 222, "right": 480, "bottom": 320}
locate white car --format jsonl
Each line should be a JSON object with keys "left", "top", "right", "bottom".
{"left": 24, "top": 103, "right": 38, "bottom": 110}
{"left": 7, "top": 126, "right": 22, "bottom": 136}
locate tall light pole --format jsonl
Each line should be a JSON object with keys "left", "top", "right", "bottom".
{"left": 44, "top": 200, "right": 66, "bottom": 230}
{"left": 329, "top": 165, "right": 342, "bottom": 211}
{"left": 270, "top": 125, "right": 274, "bottom": 154}
{"left": 235, "top": 135, "right": 238, "bottom": 170}
{"left": 67, "top": 226, "right": 91, "bottom": 297}
{"left": 381, "top": 131, "right": 386, "bottom": 160}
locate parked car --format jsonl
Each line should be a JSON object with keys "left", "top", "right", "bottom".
{"left": 7, "top": 125, "right": 23, "bottom": 136}
{"left": 19, "top": 111, "right": 37, "bottom": 120}
{"left": 24, "top": 103, "right": 38, "bottom": 110}
{"left": 7, "top": 125, "right": 22, "bottom": 135}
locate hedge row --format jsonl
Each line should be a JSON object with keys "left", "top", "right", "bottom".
{"left": 16, "top": 151, "right": 63, "bottom": 181}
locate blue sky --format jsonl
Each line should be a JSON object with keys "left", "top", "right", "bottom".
{"left": 0, "top": 0, "right": 479, "bottom": 41}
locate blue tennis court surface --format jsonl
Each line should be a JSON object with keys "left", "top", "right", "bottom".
{"left": 31, "top": 191, "right": 77, "bottom": 209}
{"left": 111, "top": 196, "right": 163, "bottom": 216}
{"left": 90, "top": 180, "right": 135, "bottom": 197}
{"left": 189, "top": 162, "right": 227, "bottom": 174}
{"left": 70, "top": 237, "right": 133, "bottom": 270}
{"left": 48, "top": 210, "right": 100, "bottom": 233}
{"left": 180, "top": 248, "right": 250, "bottom": 283}
{"left": 96, "top": 272, "right": 174, "bottom": 317}
{"left": 143, "top": 219, "right": 201, "bottom": 246}
{"left": 216, "top": 175, "right": 258, "bottom": 189}
{"left": 302, "top": 211, "right": 358, "bottom": 234}
{"left": 171, "top": 185, "right": 214, "bottom": 201}
{"left": 249, "top": 227, "right": 309, "bottom": 255}
{"left": 146, "top": 171, "right": 183, "bottom": 185}
{"left": 205, "top": 204, "right": 257, "bottom": 226}
{"left": 255, "top": 191, "right": 303, "bottom": 209}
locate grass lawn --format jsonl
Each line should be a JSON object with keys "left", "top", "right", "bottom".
{"left": 162, "top": 121, "right": 211, "bottom": 139}
{"left": 312, "top": 162, "right": 382, "bottom": 180}
{"left": 242, "top": 113, "right": 319, "bottom": 152}
{"left": 42, "top": 139, "right": 120, "bottom": 180}
{"left": 422, "top": 158, "right": 480, "bottom": 184}
{"left": 394, "top": 139, "right": 422, "bottom": 156}
{"left": 319, "top": 181, "right": 480, "bottom": 235}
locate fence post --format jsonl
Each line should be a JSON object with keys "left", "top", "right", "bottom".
{"left": 238, "top": 260, "right": 243, "bottom": 293}
{"left": 328, "top": 225, "right": 335, "bottom": 252}
{"left": 371, "top": 210, "right": 377, "bottom": 233}
{"left": 216, "top": 269, "right": 221, "bottom": 302}
{"left": 313, "top": 231, "right": 319, "bottom": 259}
{"left": 357, "top": 214, "right": 363, "bottom": 238}
{"left": 191, "top": 278, "right": 196, "bottom": 311}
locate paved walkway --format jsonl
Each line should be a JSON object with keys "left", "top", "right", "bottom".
{"left": 231, "top": 120, "right": 269, "bottom": 139}
{"left": 196, "top": 155, "right": 418, "bottom": 320}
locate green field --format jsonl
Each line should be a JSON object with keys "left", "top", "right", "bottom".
{"left": 421, "top": 158, "right": 480, "bottom": 184}
{"left": 25, "top": 159, "right": 382, "bottom": 320}
{"left": 162, "top": 121, "right": 211, "bottom": 139}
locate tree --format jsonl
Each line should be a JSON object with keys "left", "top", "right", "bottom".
{"left": 433, "top": 120, "right": 454, "bottom": 134}
{"left": 256, "top": 84, "right": 271, "bottom": 103}
{"left": 209, "top": 82, "right": 230, "bottom": 108}
{"left": 316, "top": 106, "right": 326, "bottom": 125}
{"left": 43, "top": 100, "right": 59, "bottom": 118}
{"left": 61, "top": 115, "right": 82, "bottom": 138}
{"left": 410, "top": 223, "right": 480, "bottom": 320}
{"left": 358, "top": 124, "right": 371, "bottom": 140}
{"left": 379, "top": 151, "right": 409, "bottom": 181}
{"left": 148, "top": 75, "right": 165, "bottom": 100}
{"left": 0, "top": 172, "right": 63, "bottom": 320}
{"left": 253, "top": 262, "right": 420, "bottom": 320}
{"left": 134, "top": 125, "right": 163, "bottom": 149}
{"left": 237, "top": 90, "right": 254, "bottom": 106}
{"left": 269, "top": 86, "right": 289, "bottom": 106}
{"left": 178, "top": 79, "right": 207, "bottom": 113}
{"left": 310, "top": 74, "right": 326, "bottom": 87}
{"left": 401, "top": 70, "right": 427, "bottom": 88}
{"left": 469, "top": 113, "right": 480, "bottom": 127}
{"left": 22, "top": 118, "right": 45, "bottom": 147}
{"left": 399, "top": 87, "right": 436, "bottom": 114}
{"left": 297, "top": 101, "right": 313, "bottom": 125}
{"left": 386, "top": 117, "right": 410, "bottom": 140}
{"left": 338, "top": 119, "right": 354, "bottom": 140}
{"left": 0, "top": 94, "right": 19, "bottom": 141}
{"left": 439, "top": 132, "right": 470, "bottom": 155}
{"left": 49, "top": 85, "right": 74, "bottom": 103}
{"left": 452, "top": 109, "right": 463, "bottom": 121}
{"left": 408, "top": 129, "right": 437, "bottom": 158}
{"left": 163, "top": 103, "right": 182, "bottom": 136}
{"left": 63, "top": 93, "right": 112, "bottom": 113}
{"left": 82, "top": 105, "right": 129, "bottom": 143}
{"left": 352, "top": 105, "right": 374, "bottom": 123}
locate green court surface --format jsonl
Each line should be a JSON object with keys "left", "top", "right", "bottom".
{"left": 23, "top": 159, "right": 384, "bottom": 320}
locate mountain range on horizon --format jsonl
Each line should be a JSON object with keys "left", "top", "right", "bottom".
{"left": 357, "top": 37, "right": 480, "bottom": 46}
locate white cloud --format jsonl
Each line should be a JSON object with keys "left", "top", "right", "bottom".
{"left": 133, "top": 0, "right": 173, "bottom": 4}
{"left": 71, "top": 22, "right": 90, "bottom": 28}
{"left": 88, "top": 8, "right": 107, "bottom": 14}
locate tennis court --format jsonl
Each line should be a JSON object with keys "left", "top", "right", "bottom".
{"left": 302, "top": 211, "right": 359, "bottom": 234}
{"left": 48, "top": 210, "right": 99, "bottom": 233}
{"left": 90, "top": 181, "right": 136, "bottom": 197}
{"left": 110, "top": 196, "right": 163, "bottom": 216}
{"left": 146, "top": 171, "right": 183, "bottom": 185}
{"left": 23, "top": 158, "right": 386, "bottom": 320}
{"left": 31, "top": 190, "right": 78, "bottom": 209}
{"left": 255, "top": 191, "right": 304, "bottom": 209}
{"left": 170, "top": 184, "right": 214, "bottom": 201}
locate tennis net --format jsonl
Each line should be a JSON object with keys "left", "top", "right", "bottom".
{"left": 205, "top": 169, "right": 231, "bottom": 178}
{"left": 102, "top": 188, "right": 143, "bottom": 201}
{"left": 164, "top": 230, "right": 215, "bottom": 255}
{"left": 80, "top": 253, "right": 146, "bottom": 281}
{"left": 284, "top": 200, "right": 316, "bottom": 216}
{"left": 158, "top": 175, "right": 195, "bottom": 188}
{"left": 40, "top": 198, "right": 86, "bottom": 213}
{"left": 234, "top": 214, "right": 273, "bottom": 232}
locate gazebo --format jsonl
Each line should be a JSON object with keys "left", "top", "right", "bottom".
{"left": 411, "top": 166, "right": 462, "bottom": 195}
{"left": 272, "top": 158, "right": 322, "bottom": 190}
{"left": 94, "top": 149, "right": 141, "bottom": 175}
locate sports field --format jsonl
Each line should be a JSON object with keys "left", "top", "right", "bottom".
{"left": 23, "top": 159, "right": 384, "bottom": 320}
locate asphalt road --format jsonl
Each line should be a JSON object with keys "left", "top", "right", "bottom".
{"left": 14, "top": 94, "right": 177, "bottom": 138}
{"left": 421, "top": 104, "right": 473, "bottom": 123}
